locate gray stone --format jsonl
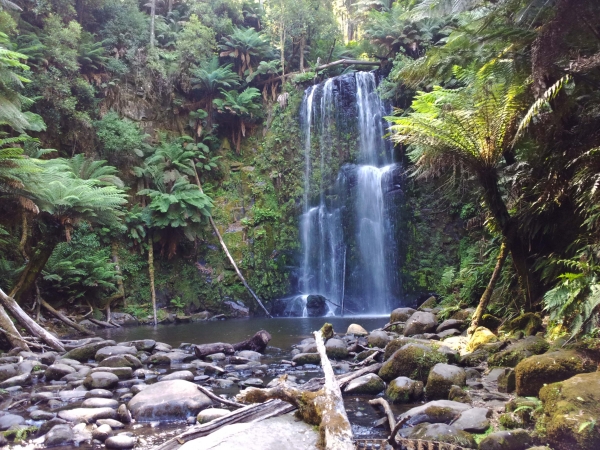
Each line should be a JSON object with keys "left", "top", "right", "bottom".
{"left": 386, "top": 376, "right": 424, "bottom": 403}
{"left": 62, "top": 340, "right": 116, "bottom": 362}
{"left": 448, "top": 385, "right": 472, "bottom": 403}
{"left": 128, "top": 380, "right": 212, "bottom": 422}
{"left": 212, "top": 379, "right": 234, "bottom": 389}
{"left": 58, "top": 390, "right": 87, "bottom": 402}
{"left": 241, "top": 378, "right": 264, "bottom": 387}
{"left": 325, "top": 338, "right": 348, "bottom": 359}
{"left": 0, "top": 372, "right": 31, "bottom": 388}
{"left": 404, "top": 312, "right": 438, "bottom": 336}
{"left": 30, "top": 410, "right": 56, "bottom": 420}
{"left": 452, "top": 407, "right": 491, "bottom": 433}
{"left": 96, "top": 419, "right": 124, "bottom": 429}
{"left": 105, "top": 434, "right": 136, "bottom": 449}
{"left": 44, "top": 364, "right": 76, "bottom": 381}
{"left": 95, "top": 346, "right": 137, "bottom": 362}
{"left": 117, "top": 404, "right": 131, "bottom": 424}
{"left": 127, "top": 339, "right": 156, "bottom": 352}
{"left": 344, "top": 373, "right": 385, "bottom": 395}
{"left": 236, "top": 350, "right": 262, "bottom": 361}
{"left": 92, "top": 423, "right": 112, "bottom": 442}
{"left": 197, "top": 408, "right": 231, "bottom": 423}
{"left": 346, "top": 324, "right": 368, "bottom": 336}
{"left": 498, "top": 368, "right": 516, "bottom": 393}
{"left": 390, "top": 307, "right": 416, "bottom": 323}
{"left": 399, "top": 423, "right": 476, "bottom": 448}
{"left": 81, "top": 398, "right": 119, "bottom": 409}
{"left": 86, "top": 389, "right": 114, "bottom": 399}
{"left": 397, "top": 400, "right": 471, "bottom": 426}
{"left": 44, "top": 424, "right": 74, "bottom": 447}
{"left": 110, "top": 312, "right": 138, "bottom": 326}
{"left": 0, "top": 414, "right": 25, "bottom": 430}
{"left": 478, "top": 429, "right": 533, "bottom": 450}
{"left": 84, "top": 371, "right": 119, "bottom": 389}
{"left": 437, "top": 319, "right": 466, "bottom": 333}
{"left": 149, "top": 351, "right": 194, "bottom": 364}
{"left": 206, "top": 353, "right": 227, "bottom": 362}
{"left": 292, "top": 353, "right": 321, "bottom": 366}
{"left": 58, "top": 407, "right": 117, "bottom": 423}
{"left": 426, "top": 363, "right": 466, "bottom": 399}
{"left": 367, "top": 330, "right": 390, "bottom": 348}
{"left": 98, "top": 355, "right": 142, "bottom": 370}
{"left": 160, "top": 370, "right": 195, "bottom": 382}
{"left": 0, "top": 364, "right": 17, "bottom": 382}
{"left": 90, "top": 366, "right": 133, "bottom": 379}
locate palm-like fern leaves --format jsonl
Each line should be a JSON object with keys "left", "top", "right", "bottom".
{"left": 219, "top": 27, "right": 273, "bottom": 77}
{"left": 61, "top": 154, "right": 124, "bottom": 188}
{"left": 191, "top": 56, "right": 239, "bottom": 94}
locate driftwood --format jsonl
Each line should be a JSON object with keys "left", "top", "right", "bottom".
{"left": 194, "top": 342, "right": 235, "bottom": 358}
{"left": 88, "top": 318, "right": 117, "bottom": 328}
{"left": 0, "top": 304, "right": 29, "bottom": 351}
{"left": 0, "top": 287, "right": 65, "bottom": 352}
{"left": 300, "top": 361, "right": 383, "bottom": 392}
{"left": 369, "top": 398, "right": 396, "bottom": 431}
{"left": 196, "top": 385, "right": 245, "bottom": 408}
{"left": 40, "top": 299, "right": 95, "bottom": 336}
{"left": 232, "top": 330, "right": 271, "bottom": 353}
{"left": 154, "top": 399, "right": 295, "bottom": 450}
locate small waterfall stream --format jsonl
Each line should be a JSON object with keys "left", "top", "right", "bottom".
{"left": 288, "top": 72, "right": 403, "bottom": 316}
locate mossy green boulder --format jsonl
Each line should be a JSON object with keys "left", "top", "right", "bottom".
{"left": 465, "top": 327, "right": 497, "bottom": 352}
{"left": 425, "top": 363, "right": 466, "bottom": 399}
{"left": 418, "top": 296, "right": 438, "bottom": 310}
{"left": 488, "top": 335, "right": 549, "bottom": 368}
{"left": 343, "top": 373, "right": 385, "bottom": 395}
{"left": 386, "top": 376, "right": 423, "bottom": 403}
{"left": 500, "top": 312, "right": 542, "bottom": 336}
{"left": 383, "top": 337, "right": 428, "bottom": 361}
{"left": 539, "top": 372, "right": 600, "bottom": 450}
{"left": 515, "top": 350, "right": 596, "bottom": 396}
{"left": 378, "top": 343, "right": 447, "bottom": 382}
{"left": 390, "top": 307, "right": 416, "bottom": 323}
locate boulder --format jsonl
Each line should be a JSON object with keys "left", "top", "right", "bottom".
{"left": 105, "top": 434, "right": 136, "bottom": 449}
{"left": 86, "top": 389, "right": 114, "bottom": 398}
{"left": 488, "top": 336, "right": 549, "bottom": 368}
{"left": 98, "top": 355, "right": 142, "bottom": 369}
{"left": 399, "top": 423, "right": 476, "bottom": 449}
{"left": 343, "top": 374, "right": 385, "bottom": 395}
{"left": 62, "top": 340, "right": 116, "bottom": 362}
{"left": 92, "top": 424, "right": 113, "bottom": 442}
{"left": 459, "top": 349, "right": 490, "bottom": 367}
{"left": 30, "top": 410, "right": 56, "bottom": 421}
{"left": 58, "top": 407, "right": 117, "bottom": 423}
{"left": 500, "top": 313, "right": 543, "bottom": 336}
{"left": 305, "top": 295, "right": 328, "bottom": 317}
{"left": 127, "top": 339, "right": 156, "bottom": 352}
{"left": 478, "top": 429, "right": 532, "bottom": 450}
{"left": 497, "top": 368, "right": 516, "bottom": 393}
{"left": 127, "top": 380, "right": 212, "bottom": 422}
{"left": 110, "top": 312, "right": 138, "bottom": 326}
{"left": 223, "top": 300, "right": 250, "bottom": 318}
{"left": 95, "top": 346, "right": 137, "bottom": 362}
{"left": 0, "top": 414, "right": 25, "bottom": 430}
{"left": 0, "top": 364, "right": 17, "bottom": 382}
{"left": 292, "top": 353, "right": 321, "bottom": 366}
{"left": 236, "top": 350, "right": 262, "bottom": 361}
{"left": 346, "top": 324, "right": 368, "bottom": 336}
{"left": 419, "top": 296, "right": 438, "bottom": 310}
{"left": 465, "top": 327, "right": 497, "bottom": 352}
{"left": 84, "top": 372, "right": 119, "bottom": 390}
{"left": 390, "top": 307, "right": 416, "bottom": 323}
{"left": 325, "top": 338, "right": 348, "bottom": 359}
{"left": 90, "top": 366, "right": 133, "bottom": 379}
{"left": 197, "top": 408, "right": 231, "bottom": 424}
{"left": 538, "top": 372, "right": 600, "bottom": 450}
{"left": 436, "top": 319, "right": 466, "bottom": 333}
{"left": 44, "top": 424, "right": 74, "bottom": 447}
{"left": 385, "top": 377, "right": 423, "bottom": 403}
{"left": 515, "top": 350, "right": 596, "bottom": 396}
{"left": 450, "top": 308, "right": 475, "bottom": 321}
{"left": 452, "top": 407, "right": 491, "bottom": 433}
{"left": 425, "top": 363, "right": 466, "bottom": 399}
{"left": 378, "top": 343, "right": 447, "bottom": 382}
{"left": 404, "top": 312, "right": 438, "bottom": 336}
{"left": 448, "top": 385, "right": 472, "bottom": 403}
{"left": 0, "top": 372, "right": 31, "bottom": 388}
{"left": 81, "top": 398, "right": 119, "bottom": 409}
{"left": 396, "top": 400, "right": 471, "bottom": 427}
{"left": 160, "top": 370, "right": 195, "bottom": 382}
{"left": 44, "top": 364, "right": 76, "bottom": 381}
{"left": 117, "top": 404, "right": 132, "bottom": 424}
{"left": 367, "top": 330, "right": 390, "bottom": 348}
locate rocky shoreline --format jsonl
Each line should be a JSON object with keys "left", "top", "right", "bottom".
{"left": 0, "top": 300, "right": 599, "bottom": 449}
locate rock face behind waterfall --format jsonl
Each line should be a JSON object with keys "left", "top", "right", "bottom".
{"left": 306, "top": 295, "right": 328, "bottom": 316}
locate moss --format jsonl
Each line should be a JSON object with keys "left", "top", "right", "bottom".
{"left": 488, "top": 336, "right": 550, "bottom": 368}
{"left": 480, "top": 314, "right": 502, "bottom": 330}
{"left": 499, "top": 413, "right": 523, "bottom": 429}
{"left": 466, "top": 327, "right": 498, "bottom": 352}
{"left": 419, "top": 296, "right": 438, "bottom": 309}
{"left": 501, "top": 313, "right": 543, "bottom": 336}
{"left": 378, "top": 343, "right": 447, "bottom": 382}
{"left": 385, "top": 378, "right": 423, "bottom": 403}
{"left": 320, "top": 323, "right": 334, "bottom": 340}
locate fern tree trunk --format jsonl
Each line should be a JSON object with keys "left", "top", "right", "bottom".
{"left": 468, "top": 241, "right": 509, "bottom": 335}
{"left": 478, "top": 169, "right": 539, "bottom": 307}
{"left": 148, "top": 236, "right": 158, "bottom": 326}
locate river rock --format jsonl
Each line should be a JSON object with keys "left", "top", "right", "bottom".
{"left": 30, "top": 410, "right": 56, "bottom": 420}
{"left": 84, "top": 372, "right": 119, "bottom": 389}
{"left": 149, "top": 351, "right": 194, "bottom": 365}
{"left": 0, "top": 414, "right": 25, "bottom": 430}
{"left": 58, "top": 407, "right": 117, "bottom": 423}
{"left": 379, "top": 343, "right": 447, "bottom": 382}
{"left": 0, "top": 364, "right": 17, "bottom": 382}
{"left": 97, "top": 419, "right": 124, "bottom": 429}
{"left": 59, "top": 390, "right": 87, "bottom": 402}
{"left": 292, "top": 353, "right": 321, "bottom": 365}
{"left": 397, "top": 400, "right": 471, "bottom": 427}
{"left": 515, "top": 350, "right": 596, "bottom": 396}
{"left": 127, "top": 339, "right": 156, "bottom": 352}
{"left": 92, "top": 423, "right": 113, "bottom": 441}
{"left": 437, "top": 319, "right": 466, "bottom": 333}
{"left": 500, "top": 312, "right": 543, "bottom": 336}
{"left": 110, "top": 312, "right": 138, "bottom": 326}
{"left": 346, "top": 324, "right": 368, "bottom": 336}
{"left": 425, "top": 363, "right": 466, "bottom": 399}
{"left": 452, "top": 407, "right": 491, "bottom": 433}
{"left": 105, "top": 434, "right": 136, "bottom": 449}
{"left": 404, "top": 312, "right": 438, "bottom": 336}
{"left": 236, "top": 350, "right": 262, "bottom": 361}
{"left": 344, "top": 373, "right": 385, "bottom": 395}
{"left": 466, "top": 327, "right": 497, "bottom": 352}
{"left": 44, "top": 363, "right": 76, "bottom": 381}
{"left": 390, "top": 307, "right": 416, "bottom": 323}
{"left": 488, "top": 336, "right": 549, "bottom": 368}
{"left": 478, "top": 429, "right": 532, "bottom": 450}
{"left": 81, "top": 398, "right": 119, "bottom": 408}
{"left": 95, "top": 346, "right": 137, "bottom": 362}
{"left": 497, "top": 368, "right": 516, "bottom": 393}
{"left": 386, "top": 376, "right": 423, "bottom": 403}
{"left": 117, "top": 404, "right": 132, "bottom": 424}
{"left": 399, "top": 423, "right": 476, "bottom": 448}
{"left": 127, "top": 380, "right": 212, "bottom": 422}
{"left": 448, "top": 385, "right": 472, "bottom": 403}
{"left": 197, "top": 408, "right": 231, "bottom": 423}
{"left": 241, "top": 378, "right": 264, "bottom": 387}
{"left": 325, "top": 338, "right": 348, "bottom": 359}
{"left": 160, "top": 370, "right": 195, "bottom": 382}
{"left": 305, "top": 295, "right": 328, "bottom": 317}
{"left": 44, "top": 424, "right": 74, "bottom": 447}
{"left": 460, "top": 349, "right": 490, "bottom": 367}
{"left": 154, "top": 342, "right": 172, "bottom": 352}
{"left": 99, "top": 354, "right": 142, "bottom": 369}
{"left": 86, "top": 389, "right": 114, "bottom": 399}
{"left": 0, "top": 372, "right": 31, "bottom": 388}
{"left": 367, "top": 330, "right": 390, "bottom": 348}
{"left": 90, "top": 366, "right": 133, "bottom": 379}
{"left": 62, "top": 340, "right": 116, "bottom": 362}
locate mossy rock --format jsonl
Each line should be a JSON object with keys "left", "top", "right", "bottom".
{"left": 480, "top": 314, "right": 502, "bottom": 330}
{"left": 390, "top": 307, "right": 416, "bottom": 323}
{"left": 399, "top": 423, "right": 477, "bottom": 448}
{"left": 539, "top": 372, "right": 600, "bottom": 450}
{"left": 425, "top": 363, "right": 466, "bottom": 400}
{"left": 465, "top": 327, "right": 497, "bottom": 353}
{"left": 418, "top": 296, "right": 438, "bottom": 310}
{"left": 488, "top": 336, "right": 550, "bottom": 368}
{"left": 383, "top": 337, "right": 428, "bottom": 361}
{"left": 478, "top": 429, "right": 532, "bottom": 450}
{"left": 498, "top": 412, "right": 524, "bottom": 429}
{"left": 459, "top": 349, "right": 489, "bottom": 367}
{"left": 386, "top": 376, "right": 423, "bottom": 403}
{"left": 500, "top": 313, "right": 542, "bottom": 337}
{"left": 344, "top": 373, "right": 385, "bottom": 395}
{"left": 378, "top": 343, "right": 447, "bottom": 382}
{"left": 450, "top": 308, "right": 475, "bottom": 321}
{"left": 515, "top": 350, "right": 597, "bottom": 396}
{"left": 505, "top": 397, "right": 541, "bottom": 424}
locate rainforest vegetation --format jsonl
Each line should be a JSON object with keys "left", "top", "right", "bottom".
{"left": 0, "top": 0, "right": 599, "bottom": 348}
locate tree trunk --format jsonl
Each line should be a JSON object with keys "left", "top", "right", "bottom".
{"left": 0, "top": 287, "right": 65, "bottom": 351}
{"left": 40, "top": 299, "right": 95, "bottom": 336}
{"left": 190, "top": 163, "right": 272, "bottom": 317}
{"left": 148, "top": 237, "right": 157, "bottom": 326}
{"left": 478, "top": 169, "right": 539, "bottom": 307}
{"left": 0, "top": 304, "right": 30, "bottom": 351}
{"left": 107, "top": 241, "right": 126, "bottom": 317}
{"left": 167, "top": 0, "right": 173, "bottom": 13}
{"left": 194, "top": 342, "right": 235, "bottom": 358}
{"left": 149, "top": 0, "right": 156, "bottom": 48}
{"left": 299, "top": 34, "right": 305, "bottom": 72}
{"left": 280, "top": 25, "right": 285, "bottom": 81}
{"left": 232, "top": 330, "right": 271, "bottom": 353}
{"left": 468, "top": 242, "right": 509, "bottom": 335}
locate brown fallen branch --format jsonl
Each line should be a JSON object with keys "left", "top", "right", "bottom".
{"left": 40, "top": 299, "right": 95, "bottom": 336}
{"left": 154, "top": 399, "right": 295, "bottom": 450}
{"left": 196, "top": 385, "right": 245, "bottom": 408}
{"left": 88, "top": 318, "right": 117, "bottom": 328}
{"left": 194, "top": 342, "right": 235, "bottom": 359}
{"left": 351, "top": 350, "right": 382, "bottom": 367}
{"left": 301, "top": 362, "right": 383, "bottom": 392}
{"left": 368, "top": 398, "right": 395, "bottom": 431}
{"left": 0, "top": 326, "right": 46, "bottom": 350}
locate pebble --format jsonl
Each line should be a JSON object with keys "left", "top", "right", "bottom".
{"left": 105, "top": 434, "right": 136, "bottom": 449}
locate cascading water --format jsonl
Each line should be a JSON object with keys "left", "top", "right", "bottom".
{"left": 286, "top": 71, "right": 403, "bottom": 317}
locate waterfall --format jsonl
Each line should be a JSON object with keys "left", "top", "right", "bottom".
{"left": 293, "top": 71, "right": 403, "bottom": 316}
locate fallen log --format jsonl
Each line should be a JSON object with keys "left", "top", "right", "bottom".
{"left": 368, "top": 398, "right": 395, "bottom": 431}
{"left": 40, "top": 299, "right": 95, "bottom": 336}
{"left": 232, "top": 330, "right": 271, "bottom": 353}
{"left": 88, "top": 318, "right": 117, "bottom": 328}
{"left": 154, "top": 399, "right": 295, "bottom": 450}
{"left": 196, "top": 385, "right": 245, "bottom": 408}
{"left": 297, "top": 361, "right": 383, "bottom": 392}
{"left": 194, "top": 342, "right": 235, "bottom": 358}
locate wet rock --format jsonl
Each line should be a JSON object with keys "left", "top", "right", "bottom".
{"left": 98, "top": 355, "right": 142, "bottom": 370}
{"left": 466, "top": 327, "right": 497, "bottom": 352}
{"left": 236, "top": 350, "right": 262, "bottom": 361}
{"left": 425, "top": 363, "right": 466, "bottom": 399}
{"left": 450, "top": 308, "right": 475, "bottom": 321}
{"left": 128, "top": 380, "right": 212, "bottom": 422}
{"left": 223, "top": 300, "right": 250, "bottom": 318}
{"left": 390, "top": 307, "right": 416, "bottom": 323}
{"left": 105, "top": 434, "right": 136, "bottom": 449}
{"left": 44, "top": 363, "right": 76, "bottom": 381}
{"left": 197, "top": 408, "right": 231, "bottom": 423}
{"left": 84, "top": 372, "right": 119, "bottom": 390}
{"left": 488, "top": 336, "right": 549, "bottom": 368}
{"left": 86, "top": 389, "right": 114, "bottom": 399}
{"left": 478, "top": 429, "right": 532, "bottom": 450}
{"left": 81, "top": 398, "right": 119, "bottom": 408}
{"left": 154, "top": 342, "right": 172, "bottom": 352}
{"left": 160, "top": 370, "right": 195, "bottom": 382}
{"left": 110, "top": 312, "right": 138, "bottom": 326}
{"left": 127, "top": 339, "right": 156, "bottom": 352}
{"left": 117, "top": 404, "right": 131, "bottom": 424}
{"left": 346, "top": 324, "right": 368, "bottom": 336}
{"left": 367, "top": 330, "right": 390, "bottom": 348}
{"left": 460, "top": 349, "right": 490, "bottom": 367}
{"left": 292, "top": 353, "right": 321, "bottom": 366}
{"left": 325, "top": 338, "right": 348, "bottom": 359}
{"left": 213, "top": 379, "right": 234, "bottom": 389}
{"left": 382, "top": 337, "right": 429, "bottom": 360}
{"left": 452, "top": 407, "right": 491, "bottom": 433}
{"left": 385, "top": 376, "right": 423, "bottom": 403}
{"left": 305, "top": 295, "right": 327, "bottom": 317}
{"left": 437, "top": 319, "right": 466, "bottom": 333}
{"left": 149, "top": 351, "right": 194, "bottom": 365}
{"left": 497, "top": 368, "right": 516, "bottom": 393}
{"left": 448, "top": 385, "right": 472, "bottom": 403}
{"left": 397, "top": 400, "right": 471, "bottom": 426}
{"left": 95, "top": 346, "right": 137, "bottom": 362}
{"left": 241, "top": 378, "right": 264, "bottom": 387}
{"left": 39, "top": 418, "right": 69, "bottom": 435}
{"left": 378, "top": 343, "right": 447, "bottom": 382}
{"left": 437, "top": 329, "right": 462, "bottom": 339}
{"left": 58, "top": 407, "right": 117, "bottom": 423}
{"left": 44, "top": 424, "right": 74, "bottom": 447}
{"left": 344, "top": 373, "right": 385, "bottom": 395}
{"left": 500, "top": 313, "right": 543, "bottom": 337}
{"left": 0, "top": 414, "right": 25, "bottom": 430}
{"left": 404, "top": 312, "right": 438, "bottom": 336}
{"left": 204, "top": 365, "right": 226, "bottom": 375}
{"left": 92, "top": 423, "right": 112, "bottom": 441}
{"left": 96, "top": 419, "right": 124, "bottom": 429}
{"left": 90, "top": 366, "right": 133, "bottom": 380}
{"left": 62, "top": 340, "right": 116, "bottom": 362}
{"left": 206, "top": 353, "right": 226, "bottom": 362}
{"left": 0, "top": 364, "right": 18, "bottom": 382}
{"left": 30, "top": 410, "right": 56, "bottom": 420}
{"left": 0, "top": 372, "right": 31, "bottom": 388}
{"left": 515, "top": 350, "right": 596, "bottom": 396}
{"left": 399, "top": 423, "right": 476, "bottom": 448}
